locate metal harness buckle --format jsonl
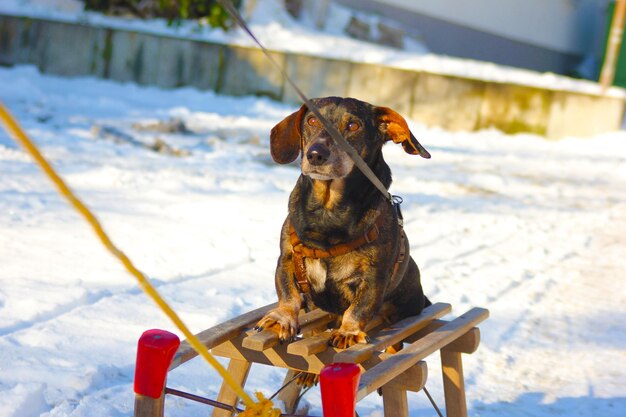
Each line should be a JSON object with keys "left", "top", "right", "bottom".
{"left": 392, "top": 195, "right": 404, "bottom": 227}
{"left": 364, "top": 223, "right": 379, "bottom": 244}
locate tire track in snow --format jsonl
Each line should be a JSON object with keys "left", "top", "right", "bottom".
{"left": 0, "top": 257, "right": 251, "bottom": 338}
{"left": 0, "top": 289, "right": 114, "bottom": 337}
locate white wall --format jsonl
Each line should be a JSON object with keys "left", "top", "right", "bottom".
{"left": 379, "top": 0, "right": 610, "bottom": 55}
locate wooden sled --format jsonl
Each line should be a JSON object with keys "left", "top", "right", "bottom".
{"left": 133, "top": 302, "right": 489, "bottom": 417}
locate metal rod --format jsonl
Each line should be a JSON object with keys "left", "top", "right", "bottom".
{"left": 165, "top": 387, "right": 242, "bottom": 413}
{"left": 269, "top": 371, "right": 304, "bottom": 400}
{"left": 423, "top": 386, "right": 445, "bottom": 417}
{"left": 165, "top": 386, "right": 320, "bottom": 417}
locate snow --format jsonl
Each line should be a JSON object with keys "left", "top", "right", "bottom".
{"left": 0, "top": 0, "right": 626, "bottom": 415}
{"left": 1, "top": 62, "right": 625, "bottom": 417}
{"left": 1, "top": 0, "right": 625, "bottom": 98}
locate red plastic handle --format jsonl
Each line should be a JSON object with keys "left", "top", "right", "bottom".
{"left": 320, "top": 362, "right": 361, "bottom": 417}
{"left": 133, "top": 329, "right": 180, "bottom": 398}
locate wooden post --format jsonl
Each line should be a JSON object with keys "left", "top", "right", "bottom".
{"left": 440, "top": 350, "right": 467, "bottom": 417}
{"left": 381, "top": 386, "right": 409, "bottom": 417}
{"left": 133, "top": 329, "right": 180, "bottom": 417}
{"left": 600, "top": 0, "right": 626, "bottom": 91}
{"left": 134, "top": 394, "right": 165, "bottom": 417}
{"left": 212, "top": 359, "right": 252, "bottom": 417}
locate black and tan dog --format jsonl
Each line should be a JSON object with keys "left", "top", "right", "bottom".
{"left": 255, "top": 97, "right": 431, "bottom": 349}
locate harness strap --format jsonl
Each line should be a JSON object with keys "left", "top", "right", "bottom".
{"left": 290, "top": 217, "right": 408, "bottom": 294}
{"left": 292, "top": 250, "right": 309, "bottom": 294}
{"left": 289, "top": 217, "right": 384, "bottom": 294}
{"left": 289, "top": 216, "right": 385, "bottom": 259}
{"left": 390, "top": 229, "right": 409, "bottom": 286}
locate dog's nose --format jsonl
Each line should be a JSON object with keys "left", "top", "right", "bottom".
{"left": 306, "top": 143, "right": 330, "bottom": 166}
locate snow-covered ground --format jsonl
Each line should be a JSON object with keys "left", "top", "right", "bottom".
{"left": 1, "top": 63, "right": 625, "bottom": 417}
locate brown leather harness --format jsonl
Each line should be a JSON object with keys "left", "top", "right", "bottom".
{"left": 289, "top": 214, "right": 408, "bottom": 294}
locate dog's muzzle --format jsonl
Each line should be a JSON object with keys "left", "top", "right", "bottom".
{"left": 306, "top": 141, "right": 330, "bottom": 166}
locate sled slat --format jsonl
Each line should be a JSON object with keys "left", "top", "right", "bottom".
{"left": 287, "top": 331, "right": 331, "bottom": 355}
{"left": 242, "top": 309, "right": 334, "bottom": 351}
{"left": 170, "top": 302, "right": 277, "bottom": 370}
{"left": 405, "top": 320, "right": 482, "bottom": 354}
{"left": 212, "top": 335, "right": 393, "bottom": 374}
{"left": 286, "top": 312, "right": 386, "bottom": 356}
{"left": 356, "top": 307, "right": 489, "bottom": 400}
{"left": 334, "top": 303, "right": 451, "bottom": 364}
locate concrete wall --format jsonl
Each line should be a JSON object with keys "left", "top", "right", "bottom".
{"left": 0, "top": 14, "right": 623, "bottom": 138}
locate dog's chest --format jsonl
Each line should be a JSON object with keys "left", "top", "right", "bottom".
{"left": 304, "top": 258, "right": 356, "bottom": 293}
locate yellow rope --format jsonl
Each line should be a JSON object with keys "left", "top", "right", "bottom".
{"left": 0, "top": 102, "right": 280, "bottom": 415}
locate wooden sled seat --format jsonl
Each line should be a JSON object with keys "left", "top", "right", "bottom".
{"left": 134, "top": 302, "right": 489, "bottom": 417}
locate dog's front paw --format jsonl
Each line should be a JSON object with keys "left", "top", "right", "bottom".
{"left": 254, "top": 307, "right": 299, "bottom": 343}
{"left": 328, "top": 329, "right": 370, "bottom": 349}
{"left": 296, "top": 372, "right": 319, "bottom": 387}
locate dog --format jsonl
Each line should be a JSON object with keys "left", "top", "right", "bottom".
{"left": 255, "top": 97, "right": 431, "bottom": 350}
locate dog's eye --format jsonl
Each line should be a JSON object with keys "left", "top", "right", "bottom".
{"left": 348, "top": 122, "right": 360, "bottom": 132}
{"left": 307, "top": 117, "right": 318, "bottom": 127}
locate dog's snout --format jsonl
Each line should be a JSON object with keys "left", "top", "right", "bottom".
{"left": 306, "top": 143, "right": 330, "bottom": 166}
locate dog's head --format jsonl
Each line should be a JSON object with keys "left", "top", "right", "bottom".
{"left": 270, "top": 97, "right": 430, "bottom": 180}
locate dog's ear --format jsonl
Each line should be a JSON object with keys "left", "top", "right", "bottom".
{"left": 377, "top": 107, "right": 431, "bottom": 158}
{"left": 270, "top": 105, "right": 307, "bottom": 164}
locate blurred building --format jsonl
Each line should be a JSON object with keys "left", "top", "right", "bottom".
{"left": 335, "top": 0, "right": 612, "bottom": 79}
